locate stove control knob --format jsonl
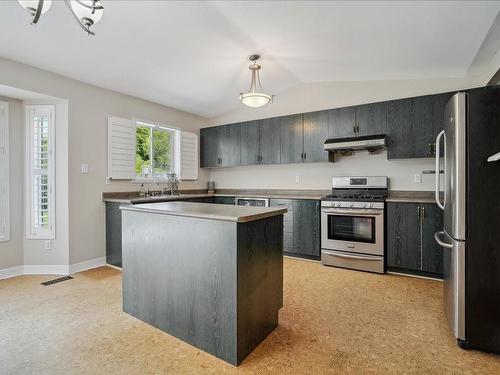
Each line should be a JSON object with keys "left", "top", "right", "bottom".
{"left": 360, "top": 203, "right": 366, "bottom": 208}
{"left": 366, "top": 203, "right": 372, "bottom": 208}
{"left": 349, "top": 203, "right": 354, "bottom": 208}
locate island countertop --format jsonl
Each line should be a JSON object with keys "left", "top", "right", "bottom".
{"left": 121, "top": 201, "right": 287, "bottom": 223}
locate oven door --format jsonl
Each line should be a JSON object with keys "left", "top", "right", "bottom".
{"left": 321, "top": 208, "right": 384, "bottom": 256}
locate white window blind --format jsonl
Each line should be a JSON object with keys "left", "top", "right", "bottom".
{"left": 177, "top": 131, "right": 198, "bottom": 180}
{"left": 107, "top": 116, "right": 136, "bottom": 180}
{"left": 0, "top": 101, "right": 9, "bottom": 242}
{"left": 26, "top": 105, "right": 55, "bottom": 239}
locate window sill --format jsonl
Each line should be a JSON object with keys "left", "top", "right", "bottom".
{"left": 132, "top": 179, "right": 169, "bottom": 184}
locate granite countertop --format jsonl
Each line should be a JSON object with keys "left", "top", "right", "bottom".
{"left": 102, "top": 189, "right": 329, "bottom": 203}
{"left": 121, "top": 201, "right": 287, "bottom": 223}
{"left": 386, "top": 191, "right": 437, "bottom": 203}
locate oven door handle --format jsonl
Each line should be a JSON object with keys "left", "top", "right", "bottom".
{"left": 321, "top": 209, "right": 383, "bottom": 215}
{"left": 322, "top": 250, "right": 381, "bottom": 261}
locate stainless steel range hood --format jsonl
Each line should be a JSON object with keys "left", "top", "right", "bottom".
{"left": 324, "top": 134, "right": 386, "bottom": 154}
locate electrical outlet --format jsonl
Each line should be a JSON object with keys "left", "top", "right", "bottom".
{"left": 44, "top": 240, "right": 51, "bottom": 250}
{"left": 295, "top": 175, "right": 300, "bottom": 184}
{"left": 414, "top": 173, "right": 421, "bottom": 183}
{"left": 105, "top": 177, "right": 111, "bottom": 185}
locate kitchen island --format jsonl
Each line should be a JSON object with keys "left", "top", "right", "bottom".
{"left": 120, "top": 202, "right": 286, "bottom": 365}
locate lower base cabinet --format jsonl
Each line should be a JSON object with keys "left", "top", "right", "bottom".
{"left": 106, "top": 202, "right": 127, "bottom": 268}
{"left": 213, "top": 196, "right": 236, "bottom": 204}
{"left": 387, "top": 202, "right": 443, "bottom": 277}
{"left": 270, "top": 199, "right": 321, "bottom": 260}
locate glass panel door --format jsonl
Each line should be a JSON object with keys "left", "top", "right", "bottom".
{"left": 327, "top": 215, "right": 375, "bottom": 243}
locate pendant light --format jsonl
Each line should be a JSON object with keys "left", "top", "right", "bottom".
{"left": 17, "top": 0, "right": 103, "bottom": 35}
{"left": 17, "top": 0, "right": 52, "bottom": 24}
{"left": 67, "top": 0, "right": 104, "bottom": 36}
{"left": 239, "top": 55, "right": 274, "bottom": 108}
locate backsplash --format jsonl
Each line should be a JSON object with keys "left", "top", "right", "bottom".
{"left": 209, "top": 151, "right": 441, "bottom": 191}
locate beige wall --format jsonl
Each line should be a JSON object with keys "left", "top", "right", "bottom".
{"left": 208, "top": 77, "right": 480, "bottom": 191}
{"left": 0, "top": 98, "right": 23, "bottom": 270}
{"left": 0, "top": 57, "right": 209, "bottom": 267}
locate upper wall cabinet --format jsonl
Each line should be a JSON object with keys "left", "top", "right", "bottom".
{"left": 200, "top": 123, "right": 241, "bottom": 168}
{"left": 240, "top": 120, "right": 260, "bottom": 165}
{"left": 387, "top": 92, "right": 453, "bottom": 159}
{"left": 200, "top": 90, "right": 459, "bottom": 168}
{"left": 259, "top": 117, "right": 281, "bottom": 165}
{"left": 280, "top": 114, "right": 304, "bottom": 164}
{"left": 240, "top": 118, "right": 281, "bottom": 166}
{"left": 328, "top": 102, "right": 387, "bottom": 138}
{"left": 200, "top": 127, "right": 219, "bottom": 168}
{"left": 303, "top": 110, "right": 329, "bottom": 163}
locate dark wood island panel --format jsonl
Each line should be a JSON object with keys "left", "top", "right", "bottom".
{"left": 121, "top": 204, "right": 284, "bottom": 365}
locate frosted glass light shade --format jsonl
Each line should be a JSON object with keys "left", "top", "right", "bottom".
{"left": 70, "top": 0, "right": 103, "bottom": 24}
{"left": 18, "top": 0, "right": 52, "bottom": 14}
{"left": 239, "top": 92, "right": 272, "bottom": 108}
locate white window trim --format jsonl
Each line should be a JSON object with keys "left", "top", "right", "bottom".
{"left": 25, "top": 105, "right": 55, "bottom": 240}
{"left": 0, "top": 101, "right": 9, "bottom": 242}
{"left": 134, "top": 119, "right": 179, "bottom": 183}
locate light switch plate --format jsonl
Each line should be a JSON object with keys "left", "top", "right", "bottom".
{"left": 44, "top": 240, "right": 51, "bottom": 250}
{"left": 81, "top": 163, "right": 89, "bottom": 174}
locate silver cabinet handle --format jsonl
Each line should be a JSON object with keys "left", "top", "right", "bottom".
{"left": 434, "top": 231, "right": 453, "bottom": 248}
{"left": 321, "top": 209, "right": 382, "bottom": 216}
{"left": 322, "top": 250, "right": 380, "bottom": 261}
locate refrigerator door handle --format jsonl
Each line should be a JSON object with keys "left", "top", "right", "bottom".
{"left": 435, "top": 231, "right": 453, "bottom": 248}
{"left": 435, "top": 130, "right": 446, "bottom": 210}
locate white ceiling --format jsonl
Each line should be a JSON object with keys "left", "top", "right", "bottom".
{"left": 0, "top": 1, "right": 499, "bottom": 118}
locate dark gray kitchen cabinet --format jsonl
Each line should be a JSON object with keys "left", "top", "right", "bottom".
{"left": 183, "top": 197, "right": 215, "bottom": 203}
{"left": 387, "top": 202, "right": 421, "bottom": 270}
{"left": 240, "top": 120, "right": 260, "bottom": 165}
{"left": 387, "top": 92, "right": 454, "bottom": 159}
{"left": 329, "top": 106, "right": 356, "bottom": 138}
{"left": 280, "top": 114, "right": 304, "bottom": 164}
{"left": 213, "top": 196, "right": 236, "bottom": 205}
{"left": 355, "top": 101, "right": 388, "bottom": 136}
{"left": 387, "top": 202, "right": 443, "bottom": 277}
{"left": 303, "top": 110, "right": 329, "bottom": 162}
{"left": 106, "top": 202, "right": 128, "bottom": 268}
{"left": 421, "top": 203, "right": 444, "bottom": 274}
{"left": 259, "top": 117, "right": 281, "bottom": 165}
{"left": 200, "top": 127, "right": 219, "bottom": 168}
{"left": 269, "top": 198, "right": 320, "bottom": 259}
{"left": 218, "top": 123, "right": 241, "bottom": 167}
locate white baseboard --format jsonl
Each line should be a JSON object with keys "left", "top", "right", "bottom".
{"left": 0, "top": 266, "right": 23, "bottom": 280}
{"left": 106, "top": 263, "right": 122, "bottom": 271}
{"left": 69, "top": 257, "right": 106, "bottom": 274}
{"left": 23, "top": 264, "right": 69, "bottom": 275}
{"left": 0, "top": 257, "right": 107, "bottom": 281}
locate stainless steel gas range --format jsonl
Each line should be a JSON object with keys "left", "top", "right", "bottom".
{"left": 321, "top": 176, "right": 388, "bottom": 274}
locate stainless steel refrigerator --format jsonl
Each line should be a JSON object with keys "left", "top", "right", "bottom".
{"left": 434, "top": 88, "right": 500, "bottom": 353}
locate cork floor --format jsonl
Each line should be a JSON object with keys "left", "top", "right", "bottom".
{"left": 1, "top": 259, "right": 500, "bottom": 375}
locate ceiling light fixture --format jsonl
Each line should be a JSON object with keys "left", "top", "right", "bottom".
{"left": 17, "top": 0, "right": 103, "bottom": 35}
{"left": 239, "top": 55, "right": 273, "bottom": 108}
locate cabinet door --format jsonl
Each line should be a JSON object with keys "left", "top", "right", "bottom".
{"left": 183, "top": 197, "right": 215, "bottom": 203}
{"left": 280, "top": 114, "right": 304, "bottom": 164}
{"left": 413, "top": 95, "right": 434, "bottom": 158}
{"left": 421, "top": 203, "right": 444, "bottom": 274}
{"left": 240, "top": 120, "right": 260, "bottom": 165}
{"left": 213, "top": 196, "right": 236, "bottom": 205}
{"left": 259, "top": 117, "right": 281, "bottom": 165}
{"left": 303, "top": 110, "right": 329, "bottom": 162}
{"left": 355, "top": 102, "right": 388, "bottom": 136}
{"left": 387, "top": 202, "right": 421, "bottom": 270}
{"left": 218, "top": 123, "right": 241, "bottom": 167}
{"left": 270, "top": 199, "right": 294, "bottom": 254}
{"left": 293, "top": 200, "right": 321, "bottom": 258}
{"left": 387, "top": 98, "right": 416, "bottom": 159}
{"left": 328, "top": 106, "right": 356, "bottom": 138}
{"left": 200, "top": 127, "right": 219, "bottom": 168}
{"left": 106, "top": 202, "right": 125, "bottom": 268}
